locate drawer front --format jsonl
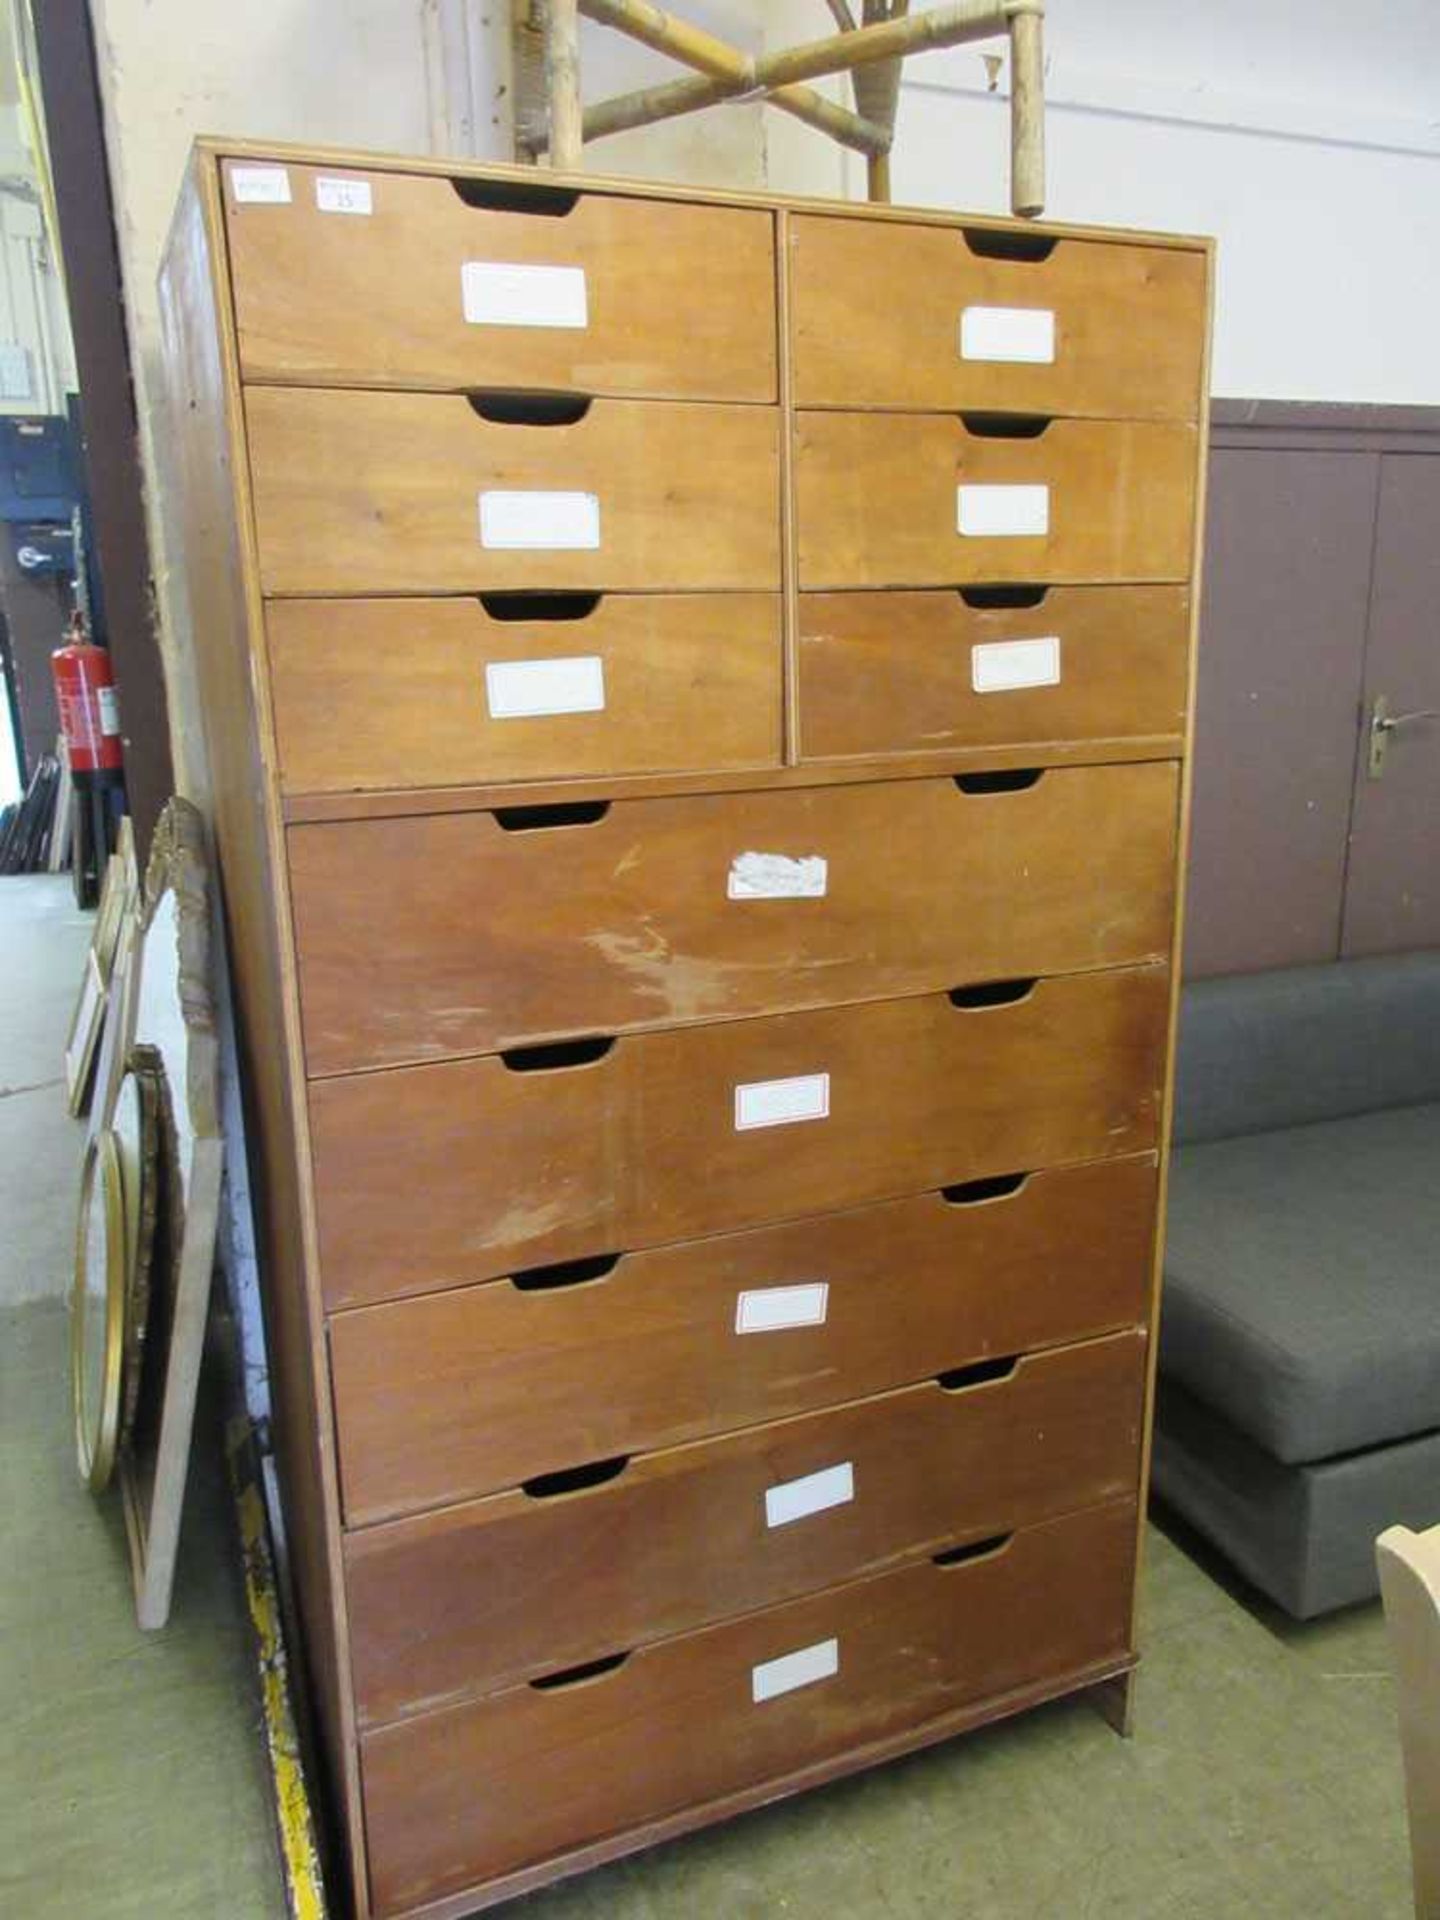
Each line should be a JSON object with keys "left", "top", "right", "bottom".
{"left": 790, "top": 215, "right": 1206, "bottom": 419}
{"left": 290, "top": 764, "right": 1179, "bottom": 1074}
{"left": 361, "top": 1499, "right": 1136, "bottom": 1914}
{"left": 795, "top": 414, "right": 1196, "bottom": 588}
{"left": 332, "top": 1154, "right": 1158, "bottom": 1523}
{"left": 224, "top": 161, "right": 778, "bottom": 402}
{"left": 346, "top": 1331, "right": 1146, "bottom": 1723}
{"left": 267, "top": 593, "right": 782, "bottom": 794}
{"left": 798, "top": 586, "right": 1190, "bottom": 761}
{"left": 310, "top": 964, "right": 1169, "bottom": 1309}
{"left": 247, "top": 389, "right": 782, "bottom": 594}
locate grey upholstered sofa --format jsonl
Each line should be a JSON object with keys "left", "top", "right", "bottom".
{"left": 1153, "top": 952, "right": 1440, "bottom": 1618}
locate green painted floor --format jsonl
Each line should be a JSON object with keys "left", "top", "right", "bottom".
{"left": 0, "top": 876, "right": 1417, "bottom": 1917}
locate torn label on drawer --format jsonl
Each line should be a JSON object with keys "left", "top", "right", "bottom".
{"left": 734, "top": 1072, "right": 830, "bottom": 1132}
{"left": 478, "top": 491, "right": 601, "bottom": 551}
{"left": 752, "top": 1637, "right": 839, "bottom": 1704}
{"left": 315, "top": 176, "right": 373, "bottom": 215}
{"left": 727, "top": 852, "right": 828, "bottom": 900}
{"left": 765, "top": 1461, "right": 855, "bottom": 1529}
{"left": 229, "top": 166, "right": 291, "bottom": 205}
{"left": 959, "top": 305, "right": 1056, "bottom": 364}
{"left": 485, "top": 655, "right": 606, "bottom": 720}
{"left": 957, "top": 484, "right": 1050, "bottom": 539}
{"left": 735, "top": 1282, "right": 829, "bottom": 1334}
{"left": 462, "top": 261, "right": 589, "bottom": 329}
{"left": 971, "top": 635, "right": 1062, "bottom": 694}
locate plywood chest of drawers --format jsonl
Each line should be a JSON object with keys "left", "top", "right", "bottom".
{"left": 159, "top": 141, "right": 1211, "bottom": 1920}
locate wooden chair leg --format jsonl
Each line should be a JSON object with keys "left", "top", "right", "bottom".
{"left": 1377, "top": 1525, "right": 1440, "bottom": 1919}
{"left": 1090, "top": 1670, "right": 1137, "bottom": 1739}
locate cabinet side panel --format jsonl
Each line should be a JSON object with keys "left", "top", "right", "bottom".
{"left": 156, "top": 152, "right": 367, "bottom": 1914}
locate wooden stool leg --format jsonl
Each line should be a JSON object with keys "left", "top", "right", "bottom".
{"left": 1377, "top": 1526, "right": 1440, "bottom": 1918}
{"left": 1090, "top": 1670, "right": 1137, "bottom": 1739}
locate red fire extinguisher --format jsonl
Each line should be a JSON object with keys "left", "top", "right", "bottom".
{"left": 52, "top": 611, "right": 124, "bottom": 780}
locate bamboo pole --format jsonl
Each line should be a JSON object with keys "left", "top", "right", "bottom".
{"left": 1008, "top": 3, "right": 1045, "bottom": 215}
{"left": 852, "top": 0, "right": 909, "bottom": 202}
{"left": 579, "top": 0, "right": 1022, "bottom": 146}
{"left": 573, "top": 0, "right": 894, "bottom": 157}
{"left": 546, "top": 0, "right": 584, "bottom": 170}
{"left": 511, "top": 0, "right": 549, "bottom": 161}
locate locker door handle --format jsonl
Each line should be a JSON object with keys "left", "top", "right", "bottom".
{"left": 1368, "top": 696, "right": 1439, "bottom": 779}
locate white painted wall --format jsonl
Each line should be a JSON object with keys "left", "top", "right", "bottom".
{"left": 0, "top": 103, "right": 75, "bottom": 419}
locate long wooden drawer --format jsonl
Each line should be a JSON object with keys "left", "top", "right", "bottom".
{"left": 331, "top": 1153, "right": 1157, "bottom": 1523}
{"left": 223, "top": 160, "right": 778, "bottom": 402}
{"left": 361, "top": 1498, "right": 1137, "bottom": 1914}
{"left": 290, "top": 764, "right": 1178, "bottom": 1074}
{"left": 789, "top": 214, "right": 1206, "bottom": 419}
{"left": 798, "top": 586, "right": 1190, "bottom": 761}
{"left": 795, "top": 414, "right": 1196, "bottom": 588}
{"left": 310, "top": 964, "right": 1168, "bottom": 1309}
{"left": 346, "top": 1330, "right": 1145, "bottom": 1723}
{"left": 246, "top": 389, "right": 782, "bottom": 595}
{"left": 267, "top": 593, "right": 782, "bottom": 794}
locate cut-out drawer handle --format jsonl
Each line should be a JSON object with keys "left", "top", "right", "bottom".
{"left": 480, "top": 591, "right": 602, "bottom": 622}
{"left": 933, "top": 1531, "right": 1014, "bottom": 1568}
{"left": 493, "top": 800, "right": 610, "bottom": 832}
{"left": 530, "top": 1650, "right": 631, "bottom": 1692}
{"left": 953, "top": 769, "right": 1044, "bottom": 795}
{"left": 509, "top": 1251, "right": 620, "bottom": 1292}
{"left": 467, "top": 393, "right": 592, "bottom": 427}
{"left": 522, "top": 1454, "right": 630, "bottom": 1499}
{"left": 961, "top": 227, "right": 1057, "bottom": 264}
{"left": 960, "top": 413, "right": 1052, "bottom": 440}
{"left": 948, "top": 978, "right": 1037, "bottom": 1010}
{"left": 499, "top": 1035, "right": 615, "bottom": 1073}
{"left": 941, "top": 1171, "right": 1030, "bottom": 1206}
{"left": 936, "top": 1355, "right": 1020, "bottom": 1394}
{"left": 452, "top": 176, "right": 580, "bottom": 218}
{"left": 959, "top": 584, "right": 1049, "bottom": 612}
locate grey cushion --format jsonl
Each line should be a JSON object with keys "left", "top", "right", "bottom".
{"left": 1173, "top": 951, "right": 1440, "bottom": 1146}
{"left": 1161, "top": 1102, "right": 1440, "bottom": 1463}
{"left": 1152, "top": 1379, "right": 1440, "bottom": 1619}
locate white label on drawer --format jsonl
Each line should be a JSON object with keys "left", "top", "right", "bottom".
{"left": 734, "top": 1073, "right": 829, "bottom": 1132}
{"left": 735, "top": 1282, "right": 829, "bottom": 1335}
{"left": 960, "top": 305, "right": 1056, "bottom": 364}
{"left": 971, "top": 635, "right": 1061, "bottom": 694}
{"left": 957, "top": 484, "right": 1050, "bottom": 539}
{"left": 230, "top": 165, "right": 291, "bottom": 206}
{"left": 727, "top": 852, "right": 828, "bottom": 900}
{"left": 485, "top": 655, "right": 605, "bottom": 719}
{"left": 765, "top": 1461, "right": 855, "bottom": 1530}
{"left": 462, "top": 261, "right": 589, "bottom": 329}
{"left": 479, "top": 491, "right": 601, "bottom": 551}
{"left": 752, "top": 1637, "right": 839, "bottom": 1704}
{"left": 315, "top": 176, "right": 373, "bottom": 215}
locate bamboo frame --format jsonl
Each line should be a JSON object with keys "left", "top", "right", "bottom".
{"left": 516, "top": 0, "right": 1046, "bottom": 214}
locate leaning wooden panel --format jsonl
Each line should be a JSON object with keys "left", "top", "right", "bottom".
{"left": 330, "top": 1153, "right": 1158, "bottom": 1522}
{"left": 795, "top": 414, "right": 1196, "bottom": 588}
{"left": 247, "top": 389, "right": 782, "bottom": 595}
{"left": 289, "top": 764, "right": 1179, "bottom": 1074}
{"left": 346, "top": 1333, "right": 1146, "bottom": 1720}
{"left": 266, "top": 593, "right": 783, "bottom": 793}
{"left": 222, "top": 160, "right": 779, "bottom": 403}
{"left": 309, "top": 964, "right": 1170, "bottom": 1309}
{"left": 361, "top": 1500, "right": 1137, "bottom": 1916}
{"left": 790, "top": 216, "right": 1207, "bottom": 419}
{"left": 797, "top": 585, "right": 1190, "bottom": 762}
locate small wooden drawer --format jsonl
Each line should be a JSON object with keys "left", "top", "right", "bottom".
{"left": 361, "top": 1498, "right": 1136, "bottom": 1914}
{"left": 266, "top": 593, "right": 782, "bottom": 794}
{"left": 798, "top": 585, "right": 1190, "bottom": 762}
{"left": 331, "top": 1154, "right": 1158, "bottom": 1523}
{"left": 289, "top": 764, "right": 1178, "bottom": 1074}
{"left": 345, "top": 1331, "right": 1145, "bottom": 1722}
{"left": 246, "top": 389, "right": 782, "bottom": 595}
{"left": 223, "top": 160, "right": 778, "bottom": 402}
{"left": 795, "top": 414, "right": 1196, "bottom": 588}
{"left": 789, "top": 214, "right": 1206, "bottom": 419}
{"left": 309, "top": 964, "right": 1168, "bottom": 1310}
